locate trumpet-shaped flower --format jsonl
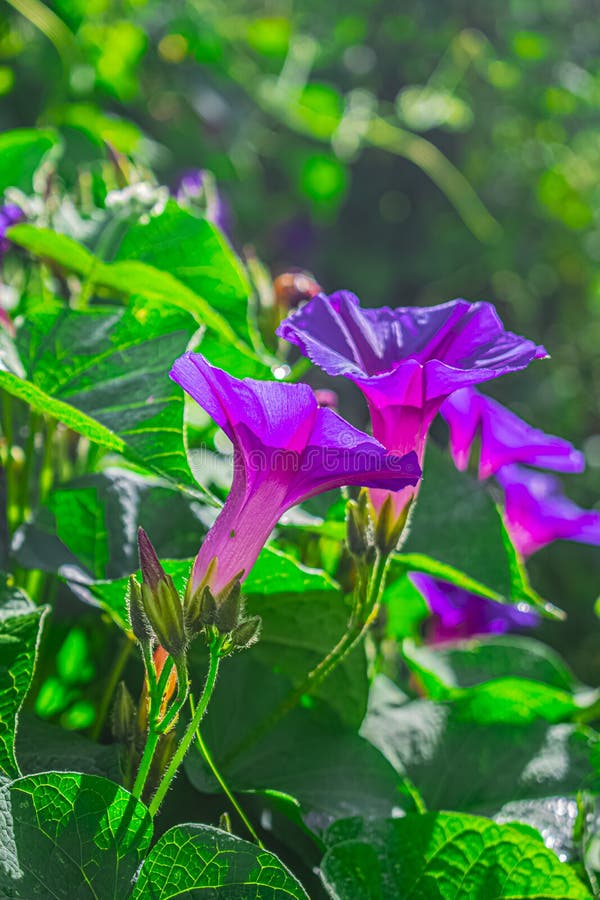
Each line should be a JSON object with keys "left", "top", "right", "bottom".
{"left": 441, "top": 387, "right": 584, "bottom": 478}
{"left": 408, "top": 572, "right": 539, "bottom": 643}
{"left": 497, "top": 465, "right": 600, "bottom": 558}
{"left": 278, "top": 291, "right": 546, "bottom": 515}
{"left": 170, "top": 352, "right": 421, "bottom": 594}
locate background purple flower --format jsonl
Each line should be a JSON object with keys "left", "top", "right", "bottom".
{"left": 170, "top": 352, "right": 420, "bottom": 594}
{"left": 409, "top": 571, "right": 540, "bottom": 643}
{"left": 497, "top": 464, "right": 600, "bottom": 558}
{"left": 278, "top": 291, "right": 546, "bottom": 517}
{"left": 441, "top": 386, "right": 584, "bottom": 478}
{"left": 175, "top": 169, "right": 231, "bottom": 235}
{"left": 0, "top": 204, "right": 24, "bottom": 256}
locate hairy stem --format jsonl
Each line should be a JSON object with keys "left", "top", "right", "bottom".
{"left": 149, "top": 638, "right": 222, "bottom": 816}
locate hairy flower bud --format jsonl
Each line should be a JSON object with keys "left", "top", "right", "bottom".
{"left": 127, "top": 575, "right": 153, "bottom": 646}
{"left": 374, "top": 494, "right": 412, "bottom": 555}
{"left": 231, "top": 615, "right": 262, "bottom": 649}
{"left": 215, "top": 577, "right": 243, "bottom": 634}
{"left": 186, "top": 585, "right": 217, "bottom": 637}
{"left": 346, "top": 490, "right": 375, "bottom": 561}
{"left": 111, "top": 681, "right": 136, "bottom": 745}
{"left": 138, "top": 528, "right": 186, "bottom": 659}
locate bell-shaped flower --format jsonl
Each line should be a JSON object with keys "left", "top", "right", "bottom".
{"left": 278, "top": 291, "right": 546, "bottom": 516}
{"left": 0, "top": 204, "right": 24, "bottom": 257}
{"left": 170, "top": 352, "right": 421, "bottom": 595}
{"left": 408, "top": 572, "right": 539, "bottom": 643}
{"left": 497, "top": 465, "right": 600, "bottom": 558}
{"left": 441, "top": 386, "right": 584, "bottom": 479}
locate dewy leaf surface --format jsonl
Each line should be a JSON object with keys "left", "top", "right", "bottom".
{"left": 131, "top": 823, "right": 309, "bottom": 899}
{"left": 0, "top": 578, "right": 47, "bottom": 780}
{"left": 0, "top": 298, "right": 204, "bottom": 493}
{"left": 0, "top": 772, "right": 152, "bottom": 898}
{"left": 320, "top": 812, "right": 592, "bottom": 899}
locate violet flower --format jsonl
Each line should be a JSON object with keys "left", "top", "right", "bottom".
{"left": 170, "top": 352, "right": 421, "bottom": 595}
{"left": 408, "top": 572, "right": 539, "bottom": 643}
{"left": 441, "top": 386, "right": 584, "bottom": 479}
{"left": 0, "top": 204, "right": 24, "bottom": 257}
{"left": 497, "top": 465, "right": 600, "bottom": 558}
{"left": 278, "top": 291, "right": 546, "bottom": 517}
{"left": 175, "top": 169, "right": 231, "bottom": 235}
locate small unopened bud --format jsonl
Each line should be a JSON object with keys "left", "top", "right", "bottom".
{"left": 111, "top": 681, "right": 136, "bottom": 744}
{"left": 274, "top": 271, "right": 321, "bottom": 311}
{"left": 232, "top": 615, "right": 262, "bottom": 649}
{"left": 215, "top": 578, "right": 243, "bottom": 633}
{"left": 374, "top": 495, "right": 411, "bottom": 555}
{"left": 219, "top": 811, "right": 233, "bottom": 833}
{"left": 127, "top": 576, "right": 153, "bottom": 645}
{"left": 138, "top": 527, "right": 165, "bottom": 591}
{"left": 346, "top": 490, "right": 374, "bottom": 560}
{"left": 138, "top": 528, "right": 186, "bottom": 659}
{"left": 185, "top": 585, "right": 217, "bottom": 636}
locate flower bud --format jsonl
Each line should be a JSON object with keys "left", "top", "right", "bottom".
{"left": 346, "top": 490, "right": 374, "bottom": 560}
{"left": 374, "top": 494, "right": 412, "bottom": 555}
{"left": 127, "top": 575, "right": 153, "bottom": 645}
{"left": 274, "top": 271, "right": 321, "bottom": 312}
{"left": 231, "top": 615, "right": 262, "bottom": 649}
{"left": 138, "top": 528, "right": 186, "bottom": 659}
{"left": 215, "top": 577, "right": 243, "bottom": 633}
{"left": 185, "top": 585, "right": 217, "bottom": 637}
{"left": 111, "top": 681, "right": 136, "bottom": 745}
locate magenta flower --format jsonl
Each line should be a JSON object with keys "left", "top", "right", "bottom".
{"left": 409, "top": 572, "right": 539, "bottom": 643}
{"left": 441, "top": 387, "right": 584, "bottom": 479}
{"left": 497, "top": 465, "right": 600, "bottom": 558}
{"left": 278, "top": 291, "right": 546, "bottom": 516}
{"left": 0, "top": 204, "right": 24, "bottom": 257}
{"left": 170, "top": 352, "right": 421, "bottom": 594}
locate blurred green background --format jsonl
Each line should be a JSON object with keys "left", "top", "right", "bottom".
{"left": 2, "top": 0, "right": 599, "bottom": 675}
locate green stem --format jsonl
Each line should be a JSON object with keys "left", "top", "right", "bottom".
{"left": 223, "top": 553, "right": 390, "bottom": 766}
{"left": 90, "top": 636, "right": 133, "bottom": 742}
{"left": 1, "top": 392, "right": 15, "bottom": 533}
{"left": 156, "top": 658, "right": 189, "bottom": 734}
{"left": 149, "top": 639, "right": 222, "bottom": 816}
{"left": 19, "top": 410, "right": 40, "bottom": 525}
{"left": 39, "top": 417, "right": 57, "bottom": 506}
{"left": 132, "top": 729, "right": 160, "bottom": 800}
{"left": 191, "top": 698, "right": 264, "bottom": 848}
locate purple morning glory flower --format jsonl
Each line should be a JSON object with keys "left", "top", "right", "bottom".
{"left": 409, "top": 571, "right": 540, "bottom": 643}
{"left": 497, "top": 464, "right": 600, "bottom": 558}
{"left": 0, "top": 204, "right": 24, "bottom": 257}
{"left": 175, "top": 169, "right": 231, "bottom": 235}
{"left": 441, "top": 386, "right": 584, "bottom": 479}
{"left": 170, "top": 352, "right": 421, "bottom": 594}
{"left": 278, "top": 291, "right": 546, "bottom": 517}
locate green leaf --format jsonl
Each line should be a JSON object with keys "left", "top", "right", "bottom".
{"left": 0, "top": 772, "right": 152, "bottom": 897}
{"left": 116, "top": 201, "right": 253, "bottom": 343}
{"left": 0, "top": 128, "right": 59, "bottom": 194}
{"left": 398, "top": 444, "right": 553, "bottom": 611}
{"left": 7, "top": 224, "right": 268, "bottom": 376}
{"left": 16, "top": 469, "right": 210, "bottom": 582}
{"left": 185, "top": 656, "right": 405, "bottom": 829}
{"left": 131, "top": 823, "right": 308, "bottom": 899}
{"left": 361, "top": 676, "right": 600, "bottom": 813}
{"left": 0, "top": 298, "right": 206, "bottom": 493}
{"left": 0, "top": 578, "right": 47, "bottom": 780}
{"left": 15, "top": 714, "right": 121, "bottom": 781}
{"left": 321, "top": 812, "right": 591, "bottom": 899}
{"left": 401, "top": 637, "right": 595, "bottom": 724}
